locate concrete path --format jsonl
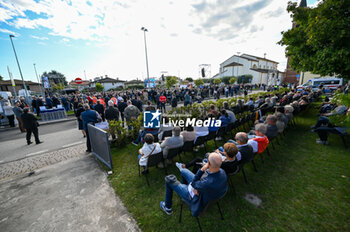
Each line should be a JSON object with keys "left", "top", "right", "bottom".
{"left": 0, "top": 153, "right": 140, "bottom": 232}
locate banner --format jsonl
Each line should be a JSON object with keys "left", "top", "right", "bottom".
{"left": 144, "top": 78, "right": 156, "bottom": 88}
{"left": 42, "top": 76, "right": 50, "bottom": 89}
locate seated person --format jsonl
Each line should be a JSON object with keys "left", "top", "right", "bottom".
{"left": 265, "top": 115, "right": 278, "bottom": 139}
{"left": 275, "top": 112, "right": 286, "bottom": 133}
{"left": 158, "top": 117, "right": 174, "bottom": 141}
{"left": 284, "top": 105, "right": 294, "bottom": 122}
{"left": 233, "top": 132, "right": 254, "bottom": 164}
{"left": 248, "top": 123, "right": 269, "bottom": 154}
{"left": 208, "top": 113, "right": 220, "bottom": 133}
{"left": 160, "top": 126, "right": 184, "bottom": 159}
{"left": 219, "top": 110, "right": 231, "bottom": 128}
{"left": 180, "top": 142, "right": 240, "bottom": 175}
{"left": 194, "top": 121, "right": 209, "bottom": 139}
{"left": 208, "top": 104, "right": 218, "bottom": 118}
{"left": 224, "top": 102, "right": 236, "bottom": 123}
{"left": 138, "top": 133, "right": 161, "bottom": 169}
{"left": 180, "top": 125, "right": 196, "bottom": 142}
{"left": 312, "top": 105, "right": 349, "bottom": 145}
{"left": 160, "top": 152, "right": 228, "bottom": 216}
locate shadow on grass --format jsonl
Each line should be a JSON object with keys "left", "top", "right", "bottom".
{"left": 107, "top": 104, "right": 350, "bottom": 232}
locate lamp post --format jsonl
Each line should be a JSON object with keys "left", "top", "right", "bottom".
{"left": 33, "top": 63, "right": 44, "bottom": 97}
{"left": 236, "top": 52, "right": 241, "bottom": 78}
{"left": 141, "top": 27, "right": 150, "bottom": 88}
{"left": 9, "top": 35, "right": 29, "bottom": 99}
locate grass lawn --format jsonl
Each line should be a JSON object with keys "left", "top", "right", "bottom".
{"left": 107, "top": 103, "right": 350, "bottom": 232}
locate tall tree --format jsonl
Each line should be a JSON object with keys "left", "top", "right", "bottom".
{"left": 165, "top": 76, "right": 178, "bottom": 89}
{"left": 41, "top": 70, "right": 68, "bottom": 86}
{"left": 0, "top": 75, "right": 3, "bottom": 81}
{"left": 185, "top": 77, "right": 193, "bottom": 82}
{"left": 194, "top": 79, "right": 204, "bottom": 86}
{"left": 278, "top": 0, "right": 350, "bottom": 80}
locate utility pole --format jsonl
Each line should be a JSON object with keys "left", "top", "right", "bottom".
{"left": 33, "top": 63, "right": 44, "bottom": 97}
{"left": 9, "top": 35, "right": 29, "bottom": 99}
{"left": 141, "top": 27, "right": 150, "bottom": 88}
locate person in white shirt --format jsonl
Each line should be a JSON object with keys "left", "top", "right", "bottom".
{"left": 194, "top": 125, "right": 209, "bottom": 139}
{"left": 3, "top": 101, "right": 15, "bottom": 127}
{"left": 138, "top": 134, "right": 161, "bottom": 168}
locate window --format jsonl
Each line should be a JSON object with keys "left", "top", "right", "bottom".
{"left": 253, "top": 64, "right": 257, "bottom": 69}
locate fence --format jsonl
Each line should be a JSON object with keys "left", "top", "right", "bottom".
{"left": 88, "top": 124, "right": 113, "bottom": 170}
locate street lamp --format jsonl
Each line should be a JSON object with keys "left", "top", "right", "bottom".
{"left": 236, "top": 52, "right": 241, "bottom": 78}
{"left": 33, "top": 63, "right": 45, "bottom": 97}
{"left": 141, "top": 27, "right": 150, "bottom": 88}
{"left": 9, "top": 35, "right": 29, "bottom": 99}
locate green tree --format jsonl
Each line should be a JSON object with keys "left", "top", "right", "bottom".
{"left": 0, "top": 75, "right": 3, "bottom": 81}
{"left": 229, "top": 77, "right": 236, "bottom": 84}
{"left": 213, "top": 78, "right": 221, "bottom": 84}
{"left": 52, "top": 83, "right": 64, "bottom": 92}
{"left": 194, "top": 79, "right": 204, "bottom": 86}
{"left": 237, "top": 75, "right": 251, "bottom": 84}
{"left": 221, "top": 76, "right": 231, "bottom": 85}
{"left": 165, "top": 76, "right": 178, "bottom": 89}
{"left": 185, "top": 77, "right": 193, "bottom": 82}
{"left": 41, "top": 70, "right": 68, "bottom": 86}
{"left": 278, "top": 0, "right": 350, "bottom": 80}
{"left": 95, "top": 83, "right": 104, "bottom": 92}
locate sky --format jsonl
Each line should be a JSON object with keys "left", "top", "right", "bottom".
{"left": 0, "top": 0, "right": 319, "bottom": 83}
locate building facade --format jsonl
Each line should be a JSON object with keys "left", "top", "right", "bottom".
{"left": 89, "top": 76, "right": 125, "bottom": 91}
{"left": 216, "top": 53, "right": 283, "bottom": 85}
{"left": 0, "top": 79, "right": 44, "bottom": 95}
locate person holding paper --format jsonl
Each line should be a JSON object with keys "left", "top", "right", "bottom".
{"left": 160, "top": 152, "right": 227, "bottom": 216}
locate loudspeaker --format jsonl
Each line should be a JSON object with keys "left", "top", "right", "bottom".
{"left": 201, "top": 68, "right": 205, "bottom": 77}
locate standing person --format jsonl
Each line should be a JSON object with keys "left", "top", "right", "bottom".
{"left": 94, "top": 100, "right": 105, "bottom": 121}
{"left": 13, "top": 101, "right": 25, "bottom": 132}
{"left": 81, "top": 104, "right": 101, "bottom": 153}
{"left": 45, "top": 95, "right": 53, "bottom": 109}
{"left": 118, "top": 99, "right": 127, "bottom": 122}
{"left": 3, "top": 102, "right": 15, "bottom": 127}
{"left": 171, "top": 94, "right": 177, "bottom": 110}
{"left": 21, "top": 107, "right": 42, "bottom": 145}
{"left": 105, "top": 100, "right": 119, "bottom": 121}
{"left": 75, "top": 103, "right": 86, "bottom": 137}
{"left": 124, "top": 100, "right": 140, "bottom": 128}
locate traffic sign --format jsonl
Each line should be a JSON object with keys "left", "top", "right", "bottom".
{"left": 75, "top": 78, "right": 83, "bottom": 84}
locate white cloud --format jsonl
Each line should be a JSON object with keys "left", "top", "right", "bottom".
{"left": 0, "top": 0, "right": 301, "bottom": 80}
{"left": 31, "top": 35, "right": 48, "bottom": 40}
{"left": 0, "top": 28, "right": 19, "bottom": 36}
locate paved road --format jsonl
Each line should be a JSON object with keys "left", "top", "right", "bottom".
{"left": 0, "top": 120, "right": 85, "bottom": 163}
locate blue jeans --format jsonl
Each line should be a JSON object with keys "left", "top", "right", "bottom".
{"left": 165, "top": 168, "right": 194, "bottom": 209}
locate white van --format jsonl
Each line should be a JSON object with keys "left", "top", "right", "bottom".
{"left": 298, "top": 77, "right": 343, "bottom": 91}
{"left": 0, "top": 91, "right": 12, "bottom": 100}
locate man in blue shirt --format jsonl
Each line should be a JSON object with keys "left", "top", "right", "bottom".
{"left": 81, "top": 104, "right": 101, "bottom": 152}
{"left": 160, "top": 152, "right": 227, "bottom": 216}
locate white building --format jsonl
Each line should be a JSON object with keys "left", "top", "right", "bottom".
{"left": 216, "top": 53, "right": 284, "bottom": 85}
{"left": 90, "top": 76, "right": 125, "bottom": 91}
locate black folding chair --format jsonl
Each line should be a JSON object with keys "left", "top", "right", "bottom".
{"left": 216, "top": 126, "right": 227, "bottom": 141}
{"left": 179, "top": 190, "right": 227, "bottom": 232}
{"left": 206, "top": 131, "right": 217, "bottom": 147}
{"left": 166, "top": 147, "right": 182, "bottom": 163}
{"left": 138, "top": 151, "right": 167, "bottom": 186}
{"left": 182, "top": 140, "right": 195, "bottom": 157}
{"left": 161, "top": 130, "right": 173, "bottom": 141}
{"left": 194, "top": 136, "right": 207, "bottom": 153}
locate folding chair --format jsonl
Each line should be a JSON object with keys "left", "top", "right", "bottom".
{"left": 179, "top": 190, "right": 227, "bottom": 232}
{"left": 194, "top": 136, "right": 207, "bottom": 153}
{"left": 182, "top": 140, "right": 195, "bottom": 158}
{"left": 138, "top": 151, "right": 166, "bottom": 186}
{"left": 166, "top": 147, "right": 182, "bottom": 163}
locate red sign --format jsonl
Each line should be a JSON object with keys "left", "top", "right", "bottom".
{"left": 75, "top": 78, "right": 83, "bottom": 84}
{"left": 159, "top": 96, "right": 167, "bottom": 103}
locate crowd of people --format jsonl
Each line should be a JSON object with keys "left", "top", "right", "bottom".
{"left": 132, "top": 87, "right": 323, "bottom": 216}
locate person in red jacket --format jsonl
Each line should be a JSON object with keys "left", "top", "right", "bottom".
{"left": 248, "top": 123, "right": 269, "bottom": 154}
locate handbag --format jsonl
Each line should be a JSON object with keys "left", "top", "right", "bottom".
{"left": 142, "top": 144, "right": 157, "bottom": 159}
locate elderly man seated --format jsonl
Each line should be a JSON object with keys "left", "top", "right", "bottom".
{"left": 265, "top": 115, "right": 278, "bottom": 139}
{"left": 160, "top": 152, "right": 228, "bottom": 216}
{"left": 160, "top": 126, "right": 184, "bottom": 160}
{"left": 248, "top": 123, "right": 269, "bottom": 154}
